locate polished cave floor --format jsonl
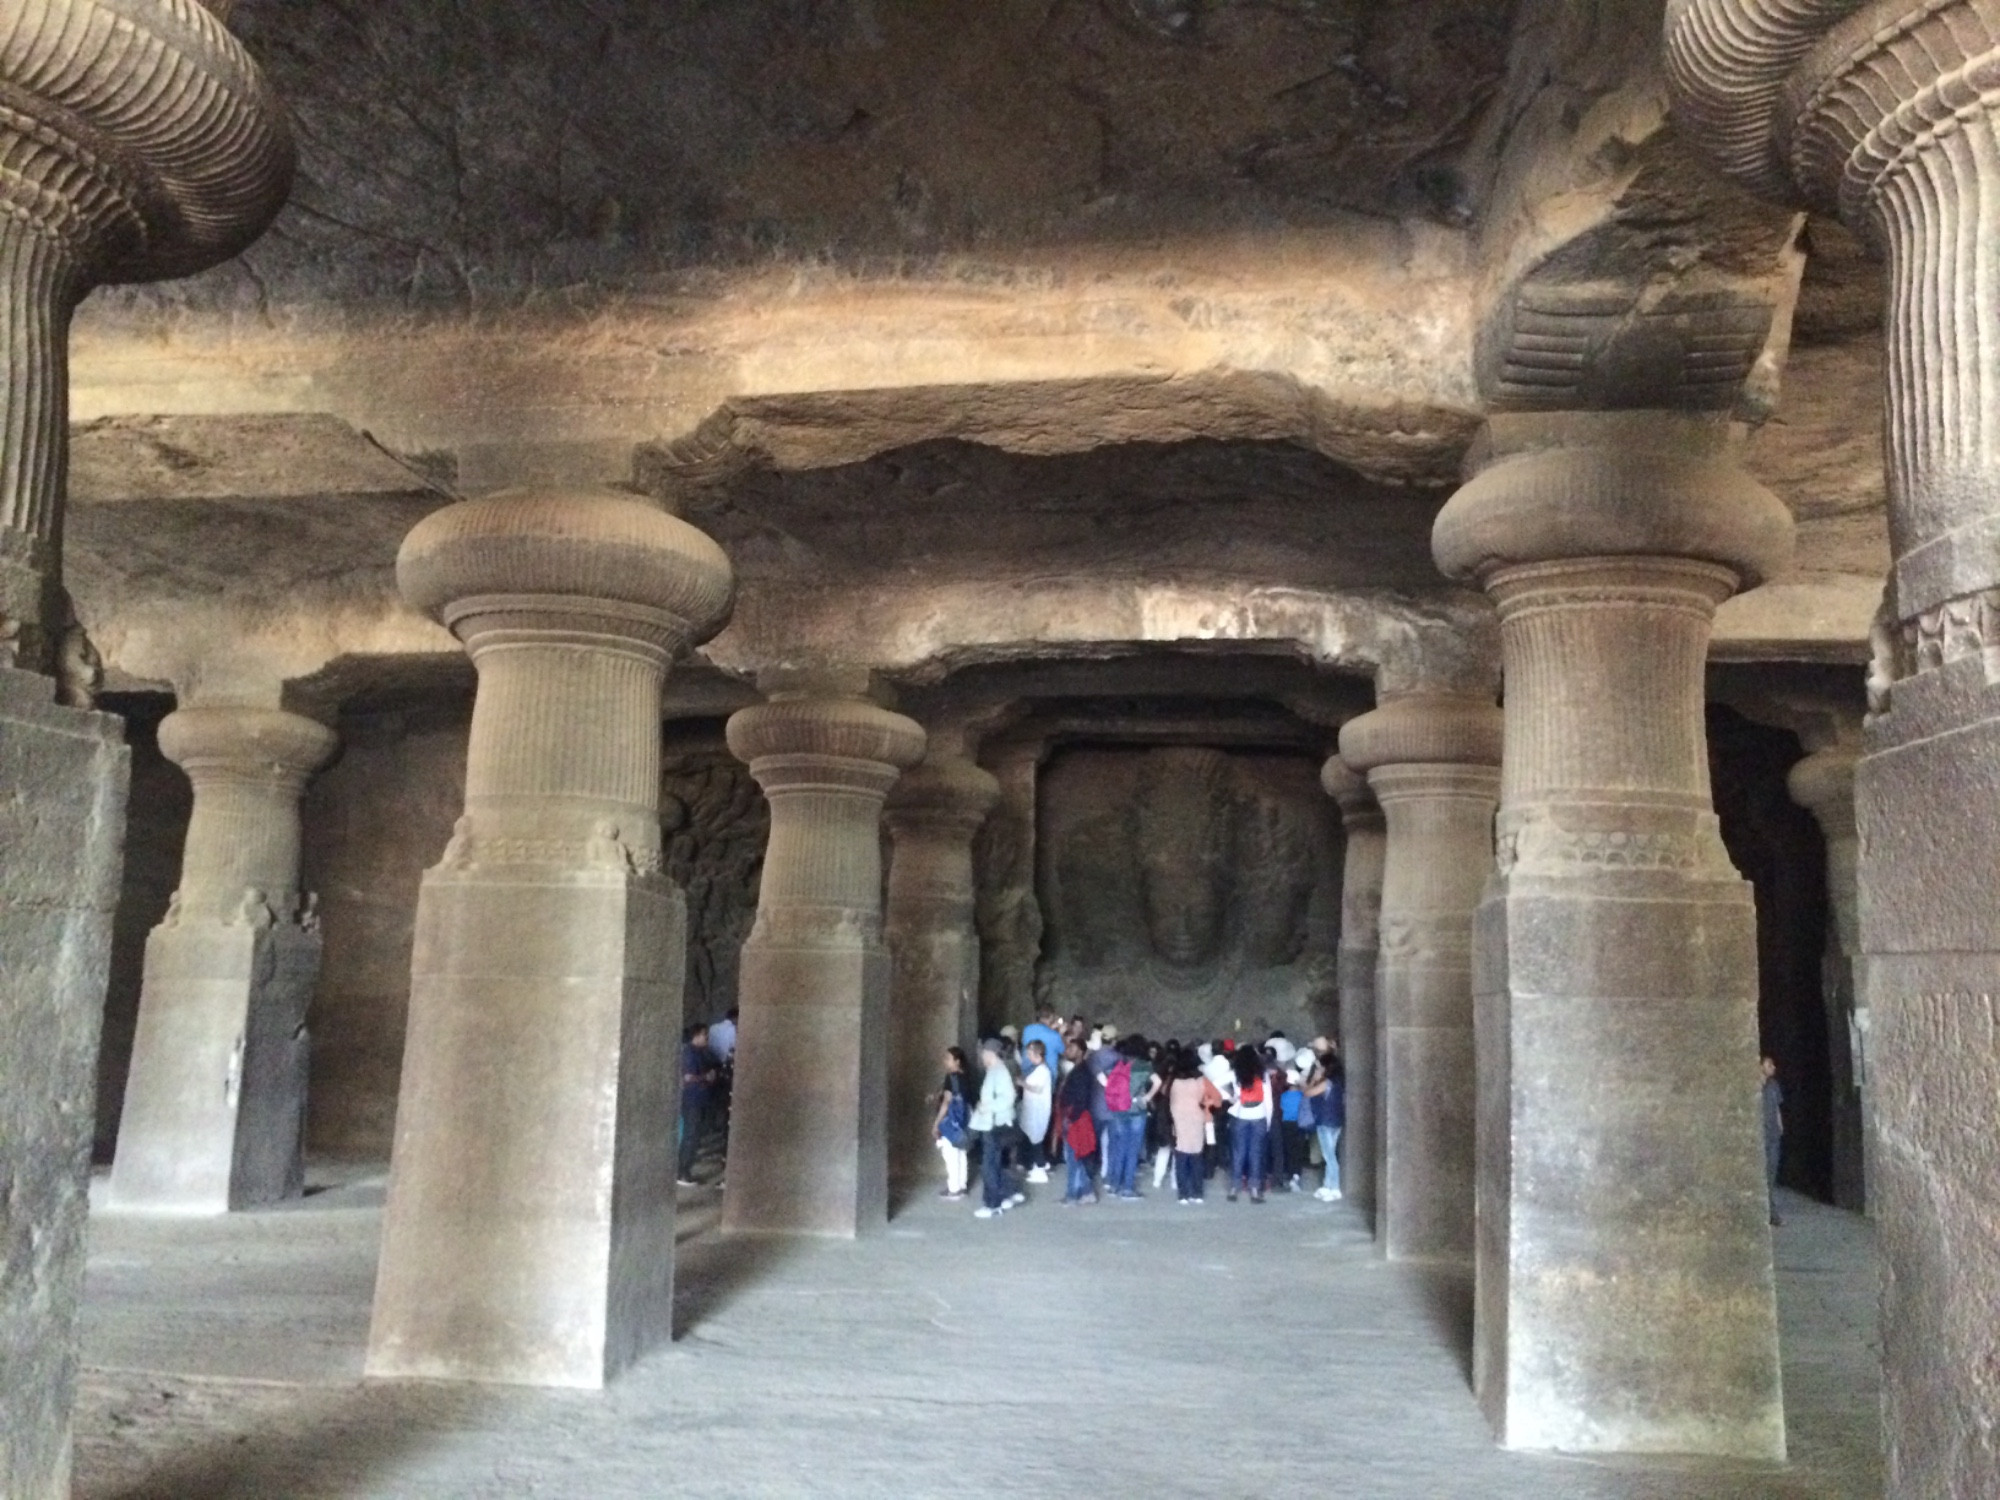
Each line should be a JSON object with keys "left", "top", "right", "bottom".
{"left": 76, "top": 1168, "right": 1881, "bottom": 1499}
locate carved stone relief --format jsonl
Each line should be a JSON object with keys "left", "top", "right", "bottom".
{"left": 1037, "top": 745, "right": 1341, "bottom": 1042}
{"left": 661, "top": 747, "right": 769, "bottom": 1022}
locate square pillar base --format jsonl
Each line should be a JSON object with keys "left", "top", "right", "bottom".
{"left": 365, "top": 866, "right": 683, "bottom": 1389}
{"left": 0, "top": 668, "right": 129, "bottom": 1499}
{"left": 1473, "top": 873, "right": 1785, "bottom": 1460}
{"left": 109, "top": 921, "right": 317, "bottom": 1213}
{"left": 725, "top": 938, "right": 888, "bottom": 1237}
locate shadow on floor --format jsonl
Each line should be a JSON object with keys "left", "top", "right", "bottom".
{"left": 672, "top": 1216, "right": 805, "bottom": 1339}
{"left": 92, "top": 1381, "right": 493, "bottom": 1500}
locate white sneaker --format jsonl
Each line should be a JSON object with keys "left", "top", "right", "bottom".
{"left": 1026, "top": 1169, "right": 1049, "bottom": 1184}
{"left": 974, "top": 1207, "right": 996, "bottom": 1219}
{"left": 1007, "top": 1192, "right": 1027, "bottom": 1207}
{"left": 1327, "top": 1188, "right": 1342, "bottom": 1201}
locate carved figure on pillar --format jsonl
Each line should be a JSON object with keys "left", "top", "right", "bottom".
{"left": 885, "top": 748, "right": 1000, "bottom": 1187}
{"left": 0, "top": 6, "right": 291, "bottom": 1494}
{"left": 1666, "top": 8, "right": 2000, "bottom": 1484}
{"left": 1337, "top": 693, "right": 1501, "bottom": 1268}
{"left": 1320, "top": 755, "right": 1386, "bottom": 1225}
{"left": 109, "top": 705, "right": 338, "bottom": 1214}
{"left": 723, "top": 676, "right": 926, "bottom": 1238}
{"left": 1434, "top": 409, "right": 1794, "bottom": 1459}
{"left": 366, "top": 489, "right": 733, "bottom": 1389}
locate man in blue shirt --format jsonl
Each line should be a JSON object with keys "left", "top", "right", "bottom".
{"left": 678, "top": 1023, "right": 721, "bottom": 1187}
{"left": 1021, "top": 1010, "right": 1066, "bottom": 1088}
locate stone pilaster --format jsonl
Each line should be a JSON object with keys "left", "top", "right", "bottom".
{"left": 974, "top": 738, "right": 1043, "bottom": 1037}
{"left": 365, "top": 489, "right": 733, "bottom": 1389}
{"left": 1788, "top": 744, "right": 1872, "bottom": 1213}
{"left": 1666, "top": 8, "right": 2000, "bottom": 1485}
{"left": 0, "top": 6, "right": 290, "bottom": 1492}
{"left": 109, "top": 705, "right": 338, "bottom": 1213}
{"left": 723, "top": 683, "right": 925, "bottom": 1237}
{"left": 1434, "top": 409, "right": 1792, "bottom": 1459}
{"left": 885, "top": 750, "right": 1000, "bottom": 1185}
{"left": 1321, "top": 755, "right": 1386, "bottom": 1223}
{"left": 1337, "top": 695, "right": 1500, "bottom": 1265}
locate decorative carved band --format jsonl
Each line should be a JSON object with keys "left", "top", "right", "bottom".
{"left": 748, "top": 903, "right": 885, "bottom": 949}
{"left": 436, "top": 816, "right": 666, "bottom": 878}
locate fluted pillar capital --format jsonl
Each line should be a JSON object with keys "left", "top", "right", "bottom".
{"left": 1, "top": 0, "right": 294, "bottom": 668}
{"left": 1338, "top": 694, "right": 1503, "bottom": 781}
{"left": 727, "top": 694, "right": 927, "bottom": 794}
{"left": 1436, "top": 411, "right": 1794, "bottom": 596}
{"left": 1319, "top": 755, "right": 1384, "bottom": 831}
{"left": 398, "top": 489, "right": 735, "bottom": 667}
{"left": 1788, "top": 745, "right": 1859, "bottom": 839}
{"left": 158, "top": 705, "right": 339, "bottom": 793}
{"left": 886, "top": 753, "right": 1000, "bottom": 836}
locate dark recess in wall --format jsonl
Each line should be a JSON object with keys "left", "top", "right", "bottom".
{"left": 1708, "top": 703, "right": 1832, "bottom": 1202}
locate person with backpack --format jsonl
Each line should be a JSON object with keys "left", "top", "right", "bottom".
{"left": 1225, "top": 1045, "right": 1273, "bottom": 1202}
{"left": 1098, "top": 1035, "right": 1150, "bottom": 1200}
{"left": 932, "top": 1045, "right": 972, "bottom": 1200}
{"left": 1056, "top": 1040, "right": 1099, "bottom": 1204}
{"left": 970, "top": 1038, "right": 1024, "bottom": 1219}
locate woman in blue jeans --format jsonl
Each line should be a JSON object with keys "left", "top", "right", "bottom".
{"left": 1225, "top": 1046, "right": 1273, "bottom": 1202}
{"left": 1302, "top": 1038, "right": 1346, "bottom": 1202}
{"left": 1056, "top": 1040, "right": 1099, "bottom": 1204}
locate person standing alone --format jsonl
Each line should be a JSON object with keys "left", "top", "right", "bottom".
{"left": 678, "top": 1022, "right": 721, "bottom": 1187}
{"left": 1762, "top": 1054, "right": 1784, "bottom": 1227}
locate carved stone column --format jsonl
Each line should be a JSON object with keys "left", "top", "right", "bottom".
{"left": 1321, "top": 755, "right": 1386, "bottom": 1222}
{"left": 723, "top": 681, "right": 925, "bottom": 1236}
{"left": 1337, "top": 695, "right": 1500, "bottom": 1264}
{"left": 0, "top": 6, "right": 290, "bottom": 1493}
{"left": 1666, "top": 7, "right": 2000, "bottom": 1484}
{"left": 885, "top": 749, "right": 1000, "bottom": 1185}
{"left": 109, "top": 706, "right": 337, "bottom": 1213}
{"left": 365, "top": 490, "right": 733, "bottom": 1389}
{"left": 974, "top": 737, "right": 1043, "bottom": 1036}
{"left": 1434, "top": 410, "right": 1792, "bottom": 1458}
{"left": 1788, "top": 743, "right": 1872, "bottom": 1213}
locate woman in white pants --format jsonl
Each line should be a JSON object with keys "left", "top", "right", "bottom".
{"left": 933, "top": 1046, "right": 972, "bottom": 1198}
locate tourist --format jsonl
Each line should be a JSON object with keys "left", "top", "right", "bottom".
{"left": 1086, "top": 1024, "right": 1121, "bottom": 1188}
{"left": 1148, "top": 1040, "right": 1179, "bottom": 1189}
{"left": 1168, "top": 1051, "right": 1213, "bottom": 1203}
{"left": 1056, "top": 1040, "right": 1099, "bottom": 1204}
{"left": 1020, "top": 1039, "right": 1054, "bottom": 1183}
{"left": 1201, "top": 1040, "right": 1236, "bottom": 1176}
{"left": 1022, "top": 1010, "right": 1067, "bottom": 1089}
{"left": 1225, "top": 1046, "right": 1272, "bottom": 1202}
{"left": 933, "top": 1046, "right": 972, "bottom": 1200}
{"left": 1301, "top": 1038, "right": 1345, "bottom": 1202}
{"left": 1762, "top": 1054, "right": 1784, "bottom": 1227}
{"left": 709, "top": 1007, "right": 738, "bottom": 1066}
{"left": 677, "top": 1022, "right": 720, "bottom": 1187}
{"left": 1267, "top": 1046, "right": 1297, "bottom": 1190}
{"left": 970, "top": 1039, "right": 1024, "bottom": 1219}
{"left": 1099, "top": 1035, "right": 1152, "bottom": 1199}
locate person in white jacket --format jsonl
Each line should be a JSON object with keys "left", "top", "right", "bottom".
{"left": 970, "top": 1039, "right": 1023, "bottom": 1219}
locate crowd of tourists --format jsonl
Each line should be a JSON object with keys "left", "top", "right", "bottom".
{"left": 932, "top": 1010, "right": 1347, "bottom": 1219}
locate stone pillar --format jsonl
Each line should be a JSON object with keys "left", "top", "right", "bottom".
{"left": 1788, "top": 744, "right": 1871, "bottom": 1213}
{"left": 1337, "top": 695, "right": 1500, "bottom": 1264}
{"left": 1433, "top": 410, "right": 1792, "bottom": 1458}
{"left": 1320, "top": 755, "right": 1386, "bottom": 1222}
{"left": 885, "top": 750, "right": 1000, "bottom": 1185}
{"left": 1666, "top": 7, "right": 2000, "bottom": 1485}
{"left": 974, "top": 738, "right": 1043, "bottom": 1036}
{"left": 0, "top": 6, "right": 290, "bottom": 1492}
{"left": 723, "top": 682, "right": 925, "bottom": 1236}
{"left": 109, "top": 706, "right": 337, "bottom": 1212}
{"left": 365, "top": 489, "right": 733, "bottom": 1389}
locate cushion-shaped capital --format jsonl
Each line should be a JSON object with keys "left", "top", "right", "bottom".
{"left": 398, "top": 490, "right": 735, "bottom": 658}
{"left": 1434, "top": 414, "right": 1793, "bottom": 590}
{"left": 886, "top": 755, "right": 1000, "bottom": 828}
{"left": 158, "top": 705, "right": 338, "bottom": 779}
{"left": 727, "top": 696, "right": 927, "bottom": 772}
{"left": 1319, "top": 755, "right": 1377, "bottom": 812}
{"left": 1339, "top": 695, "right": 1502, "bottom": 774}
{"left": 4, "top": 0, "right": 295, "bottom": 280}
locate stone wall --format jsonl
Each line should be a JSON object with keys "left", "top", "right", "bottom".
{"left": 1036, "top": 744, "right": 1341, "bottom": 1042}
{"left": 300, "top": 703, "right": 470, "bottom": 1160}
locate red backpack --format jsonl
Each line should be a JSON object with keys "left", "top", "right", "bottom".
{"left": 1104, "top": 1059, "right": 1133, "bottom": 1113}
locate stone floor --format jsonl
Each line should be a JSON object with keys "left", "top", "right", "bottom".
{"left": 74, "top": 1169, "right": 1882, "bottom": 1499}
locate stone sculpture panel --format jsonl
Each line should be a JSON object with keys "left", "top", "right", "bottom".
{"left": 1037, "top": 745, "right": 1340, "bottom": 1041}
